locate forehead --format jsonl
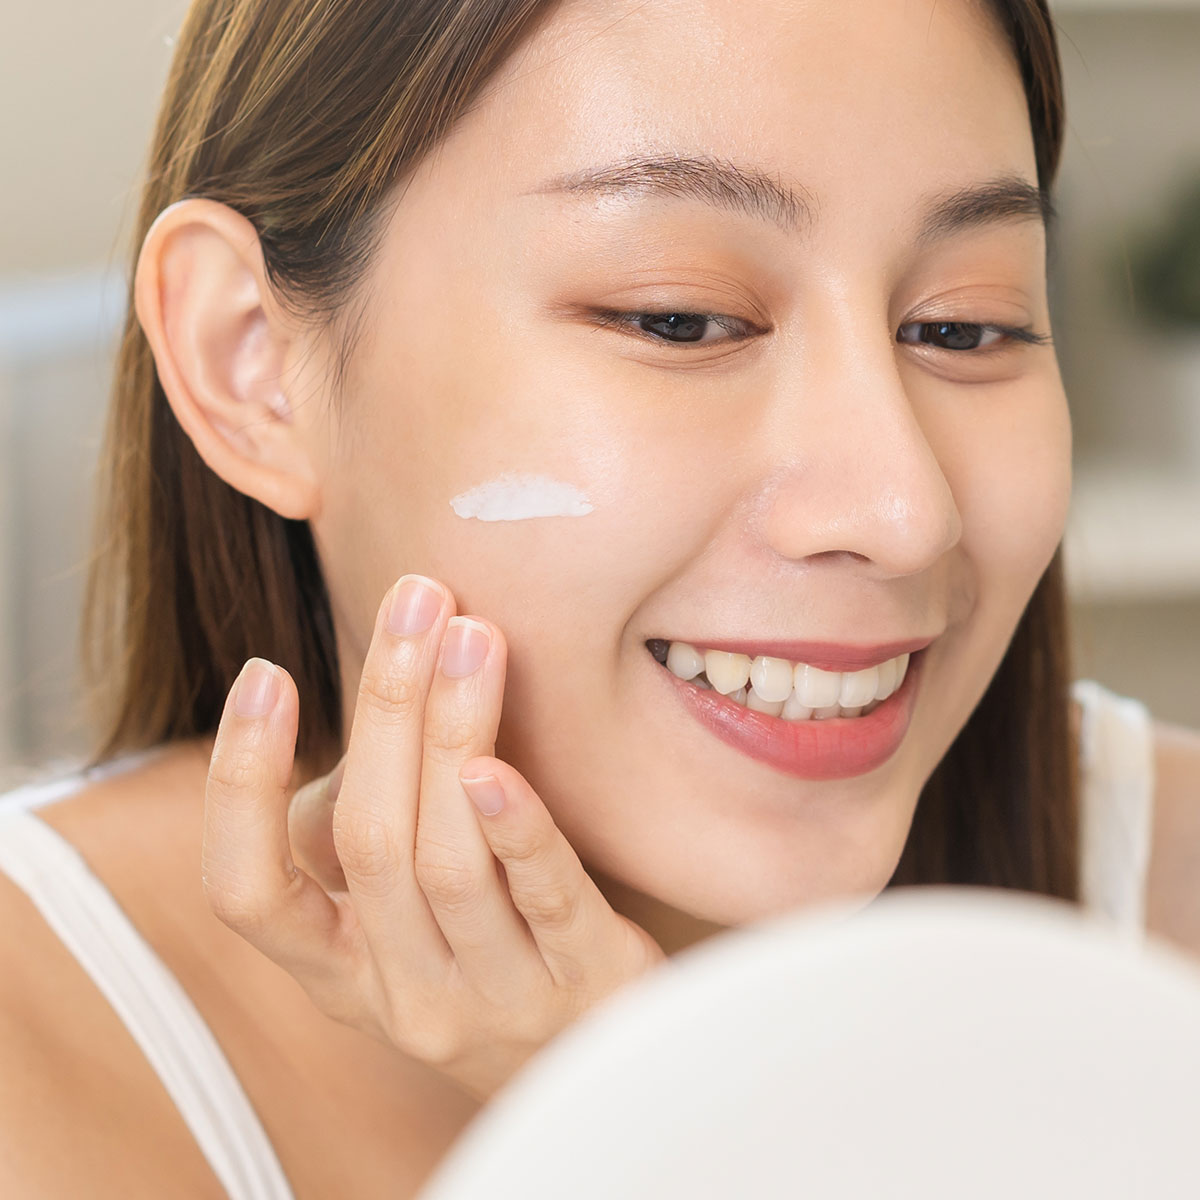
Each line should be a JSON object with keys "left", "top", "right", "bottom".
{"left": 445, "top": 0, "right": 1034, "bottom": 215}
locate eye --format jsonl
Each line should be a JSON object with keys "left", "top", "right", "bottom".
{"left": 589, "top": 308, "right": 757, "bottom": 346}
{"left": 896, "top": 321, "right": 1051, "bottom": 352}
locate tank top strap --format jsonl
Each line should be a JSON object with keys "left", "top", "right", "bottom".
{"left": 0, "top": 776, "right": 295, "bottom": 1200}
{"left": 1072, "top": 678, "right": 1156, "bottom": 941}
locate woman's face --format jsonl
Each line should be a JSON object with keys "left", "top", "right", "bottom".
{"left": 306, "top": 0, "right": 1070, "bottom": 930}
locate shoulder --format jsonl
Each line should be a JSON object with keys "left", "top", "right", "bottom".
{"left": 0, "top": 850, "right": 229, "bottom": 1196}
{"left": 0, "top": 743, "right": 235, "bottom": 1196}
{"left": 1145, "top": 717, "right": 1200, "bottom": 962}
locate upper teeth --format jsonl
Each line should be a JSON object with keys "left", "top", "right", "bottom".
{"left": 663, "top": 640, "right": 910, "bottom": 720}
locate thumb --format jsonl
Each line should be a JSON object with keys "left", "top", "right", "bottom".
{"left": 287, "top": 754, "right": 348, "bottom": 893}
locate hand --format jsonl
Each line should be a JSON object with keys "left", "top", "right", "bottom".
{"left": 200, "top": 574, "right": 667, "bottom": 1103}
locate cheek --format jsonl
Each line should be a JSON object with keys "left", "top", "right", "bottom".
{"left": 385, "top": 329, "right": 737, "bottom": 622}
{"left": 378, "top": 404, "right": 668, "bottom": 658}
{"left": 946, "top": 383, "right": 1072, "bottom": 591}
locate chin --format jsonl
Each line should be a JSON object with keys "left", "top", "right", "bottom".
{"left": 673, "top": 847, "right": 903, "bottom": 932}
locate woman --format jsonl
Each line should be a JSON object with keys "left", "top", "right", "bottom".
{"left": 2, "top": 0, "right": 1198, "bottom": 1196}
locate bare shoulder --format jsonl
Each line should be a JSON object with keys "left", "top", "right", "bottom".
{"left": 1145, "top": 718, "right": 1200, "bottom": 962}
{"left": 0, "top": 810, "right": 229, "bottom": 1197}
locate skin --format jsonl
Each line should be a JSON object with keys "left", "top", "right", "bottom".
{"left": 137, "top": 0, "right": 1069, "bottom": 978}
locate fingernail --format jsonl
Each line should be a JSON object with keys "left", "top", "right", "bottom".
{"left": 235, "top": 658, "right": 281, "bottom": 717}
{"left": 461, "top": 773, "right": 505, "bottom": 816}
{"left": 441, "top": 618, "right": 490, "bottom": 678}
{"left": 387, "top": 575, "right": 443, "bottom": 636}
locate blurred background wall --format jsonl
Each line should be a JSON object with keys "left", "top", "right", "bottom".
{"left": 1, "top": 1, "right": 188, "bottom": 783}
{"left": 1052, "top": 3, "right": 1200, "bottom": 747}
{"left": 0, "top": 0, "right": 1198, "bottom": 788}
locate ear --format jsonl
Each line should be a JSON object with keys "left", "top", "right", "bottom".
{"left": 133, "top": 198, "right": 326, "bottom": 521}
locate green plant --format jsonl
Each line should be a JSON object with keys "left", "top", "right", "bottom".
{"left": 1124, "top": 169, "right": 1200, "bottom": 330}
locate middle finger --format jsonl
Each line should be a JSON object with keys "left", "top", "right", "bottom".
{"left": 332, "top": 574, "right": 460, "bottom": 986}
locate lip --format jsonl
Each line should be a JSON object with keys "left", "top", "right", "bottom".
{"left": 661, "top": 635, "right": 935, "bottom": 673}
{"left": 654, "top": 647, "right": 926, "bottom": 781}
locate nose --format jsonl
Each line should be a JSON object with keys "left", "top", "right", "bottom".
{"left": 756, "top": 310, "right": 963, "bottom": 579}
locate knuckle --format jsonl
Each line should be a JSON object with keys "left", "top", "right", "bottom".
{"left": 488, "top": 837, "right": 580, "bottom": 930}
{"left": 357, "top": 665, "right": 423, "bottom": 722}
{"left": 424, "top": 709, "right": 478, "bottom": 758}
{"left": 414, "top": 849, "right": 483, "bottom": 916}
{"left": 201, "top": 872, "right": 273, "bottom": 934}
{"left": 207, "top": 744, "right": 263, "bottom": 799}
{"left": 390, "top": 1013, "right": 457, "bottom": 1066}
{"left": 493, "top": 831, "right": 546, "bottom": 870}
{"left": 332, "top": 808, "right": 403, "bottom": 891}
{"left": 514, "top": 881, "right": 580, "bottom": 934}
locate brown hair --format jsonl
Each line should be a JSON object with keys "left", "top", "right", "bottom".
{"left": 80, "top": 0, "right": 1079, "bottom": 903}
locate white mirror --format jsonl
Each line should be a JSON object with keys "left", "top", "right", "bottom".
{"left": 419, "top": 887, "right": 1200, "bottom": 1199}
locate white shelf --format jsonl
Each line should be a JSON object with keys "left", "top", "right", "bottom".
{"left": 1064, "top": 463, "right": 1200, "bottom": 603}
{"left": 0, "top": 269, "right": 124, "bottom": 771}
{"left": 0, "top": 268, "right": 125, "bottom": 364}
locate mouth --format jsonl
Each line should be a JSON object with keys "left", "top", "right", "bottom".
{"left": 645, "top": 636, "right": 930, "bottom": 780}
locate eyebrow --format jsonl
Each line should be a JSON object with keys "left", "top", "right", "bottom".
{"left": 916, "top": 174, "right": 1056, "bottom": 246}
{"left": 527, "top": 153, "right": 814, "bottom": 234}
{"left": 525, "top": 152, "right": 1054, "bottom": 243}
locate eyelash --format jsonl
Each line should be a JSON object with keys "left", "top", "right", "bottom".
{"left": 589, "top": 308, "right": 1052, "bottom": 354}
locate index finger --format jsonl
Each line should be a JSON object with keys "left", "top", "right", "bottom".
{"left": 202, "top": 658, "right": 347, "bottom": 974}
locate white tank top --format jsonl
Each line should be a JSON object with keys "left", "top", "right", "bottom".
{"left": 0, "top": 678, "right": 1156, "bottom": 1199}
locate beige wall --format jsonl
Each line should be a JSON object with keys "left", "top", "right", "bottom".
{"left": 0, "top": 2, "right": 186, "bottom": 273}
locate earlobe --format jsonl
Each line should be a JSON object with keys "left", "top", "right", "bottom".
{"left": 133, "top": 198, "right": 323, "bottom": 521}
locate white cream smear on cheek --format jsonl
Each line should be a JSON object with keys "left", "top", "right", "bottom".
{"left": 449, "top": 472, "right": 595, "bottom": 521}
